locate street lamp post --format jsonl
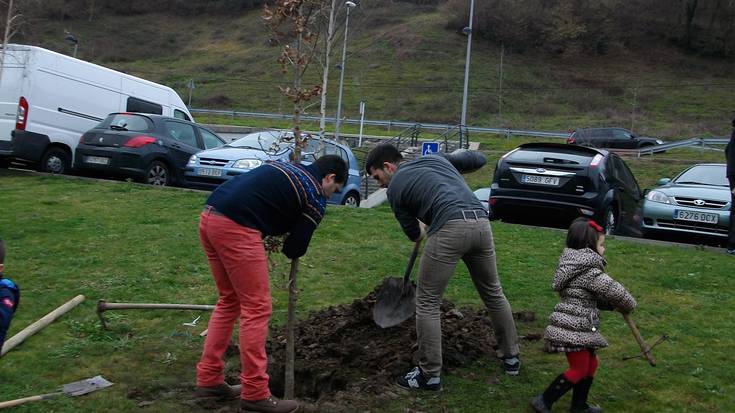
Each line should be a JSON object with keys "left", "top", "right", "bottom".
{"left": 334, "top": 1, "right": 357, "bottom": 141}
{"left": 64, "top": 32, "right": 79, "bottom": 58}
{"left": 459, "top": 0, "right": 474, "bottom": 148}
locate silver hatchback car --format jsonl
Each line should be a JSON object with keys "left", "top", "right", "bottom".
{"left": 642, "top": 163, "right": 731, "bottom": 240}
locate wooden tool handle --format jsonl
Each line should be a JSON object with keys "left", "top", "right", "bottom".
{"left": 1, "top": 295, "right": 85, "bottom": 356}
{"left": 0, "top": 392, "right": 61, "bottom": 409}
{"left": 623, "top": 313, "right": 656, "bottom": 367}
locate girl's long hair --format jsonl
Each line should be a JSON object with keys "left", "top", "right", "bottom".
{"left": 566, "top": 218, "right": 602, "bottom": 250}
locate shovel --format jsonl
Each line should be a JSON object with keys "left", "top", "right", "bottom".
{"left": 0, "top": 375, "right": 114, "bottom": 409}
{"left": 373, "top": 241, "right": 421, "bottom": 328}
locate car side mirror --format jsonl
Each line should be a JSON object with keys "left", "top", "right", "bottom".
{"left": 656, "top": 178, "right": 671, "bottom": 186}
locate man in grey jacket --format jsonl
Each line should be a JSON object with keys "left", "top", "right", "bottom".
{"left": 365, "top": 144, "right": 520, "bottom": 391}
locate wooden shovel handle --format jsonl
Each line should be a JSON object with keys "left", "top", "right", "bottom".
{"left": 0, "top": 392, "right": 61, "bottom": 409}
{"left": 623, "top": 313, "right": 656, "bottom": 367}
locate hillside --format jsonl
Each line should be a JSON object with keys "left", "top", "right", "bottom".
{"left": 14, "top": 2, "right": 735, "bottom": 139}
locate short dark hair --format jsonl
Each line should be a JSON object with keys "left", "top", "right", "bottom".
{"left": 0, "top": 239, "right": 5, "bottom": 264}
{"left": 365, "top": 144, "right": 403, "bottom": 174}
{"left": 313, "top": 154, "right": 348, "bottom": 184}
{"left": 566, "top": 218, "right": 601, "bottom": 250}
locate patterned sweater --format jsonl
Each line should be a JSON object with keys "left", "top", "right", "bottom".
{"left": 206, "top": 161, "right": 327, "bottom": 259}
{"left": 544, "top": 248, "right": 637, "bottom": 352}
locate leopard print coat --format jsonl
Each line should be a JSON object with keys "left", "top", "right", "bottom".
{"left": 543, "top": 248, "right": 637, "bottom": 353}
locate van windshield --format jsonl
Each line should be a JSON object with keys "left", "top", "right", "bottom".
{"left": 100, "top": 114, "right": 153, "bottom": 132}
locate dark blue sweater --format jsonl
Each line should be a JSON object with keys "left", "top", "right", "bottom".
{"left": 206, "top": 161, "right": 327, "bottom": 259}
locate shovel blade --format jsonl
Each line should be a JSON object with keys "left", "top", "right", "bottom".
{"left": 62, "top": 375, "right": 114, "bottom": 396}
{"left": 373, "top": 277, "right": 416, "bottom": 328}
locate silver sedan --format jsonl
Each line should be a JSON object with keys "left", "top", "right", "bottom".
{"left": 642, "top": 163, "right": 731, "bottom": 241}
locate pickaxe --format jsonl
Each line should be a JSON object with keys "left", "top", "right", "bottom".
{"left": 621, "top": 313, "right": 666, "bottom": 367}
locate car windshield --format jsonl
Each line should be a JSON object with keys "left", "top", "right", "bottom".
{"left": 227, "top": 132, "right": 292, "bottom": 152}
{"left": 674, "top": 165, "right": 728, "bottom": 186}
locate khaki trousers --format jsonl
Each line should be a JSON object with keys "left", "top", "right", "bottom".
{"left": 416, "top": 218, "right": 519, "bottom": 376}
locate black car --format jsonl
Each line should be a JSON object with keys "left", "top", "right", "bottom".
{"left": 490, "top": 143, "right": 643, "bottom": 236}
{"left": 567, "top": 127, "right": 663, "bottom": 149}
{"left": 74, "top": 113, "right": 225, "bottom": 186}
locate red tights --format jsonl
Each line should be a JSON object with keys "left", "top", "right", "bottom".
{"left": 563, "top": 349, "right": 599, "bottom": 384}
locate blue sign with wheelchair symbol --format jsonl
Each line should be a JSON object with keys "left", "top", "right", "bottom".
{"left": 422, "top": 142, "right": 439, "bottom": 156}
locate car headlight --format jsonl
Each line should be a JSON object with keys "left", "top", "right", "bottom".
{"left": 656, "top": 139, "right": 664, "bottom": 145}
{"left": 646, "top": 190, "right": 672, "bottom": 204}
{"left": 233, "top": 159, "right": 263, "bottom": 169}
{"left": 188, "top": 155, "right": 198, "bottom": 166}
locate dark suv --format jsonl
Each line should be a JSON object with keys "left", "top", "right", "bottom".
{"left": 567, "top": 127, "right": 663, "bottom": 149}
{"left": 490, "top": 143, "right": 642, "bottom": 236}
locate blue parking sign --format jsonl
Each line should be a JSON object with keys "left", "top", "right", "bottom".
{"left": 422, "top": 142, "right": 439, "bottom": 156}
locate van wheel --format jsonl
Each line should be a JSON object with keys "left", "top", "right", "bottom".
{"left": 603, "top": 206, "right": 618, "bottom": 235}
{"left": 146, "top": 161, "right": 170, "bottom": 186}
{"left": 342, "top": 192, "right": 360, "bottom": 207}
{"left": 40, "top": 148, "right": 71, "bottom": 174}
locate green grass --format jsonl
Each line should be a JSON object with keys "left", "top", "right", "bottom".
{"left": 1, "top": 165, "right": 734, "bottom": 412}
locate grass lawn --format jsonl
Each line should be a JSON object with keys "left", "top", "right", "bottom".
{"left": 0, "top": 168, "right": 733, "bottom": 412}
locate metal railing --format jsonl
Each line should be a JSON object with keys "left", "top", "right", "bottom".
{"left": 634, "top": 137, "right": 728, "bottom": 156}
{"left": 189, "top": 108, "right": 570, "bottom": 139}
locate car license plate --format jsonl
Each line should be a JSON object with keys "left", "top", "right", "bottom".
{"left": 85, "top": 156, "right": 109, "bottom": 165}
{"left": 673, "top": 209, "right": 718, "bottom": 224}
{"left": 521, "top": 174, "right": 559, "bottom": 186}
{"left": 197, "top": 167, "right": 222, "bottom": 177}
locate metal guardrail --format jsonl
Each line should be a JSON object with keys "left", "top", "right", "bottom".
{"left": 189, "top": 108, "right": 570, "bottom": 139}
{"left": 630, "top": 137, "right": 729, "bottom": 157}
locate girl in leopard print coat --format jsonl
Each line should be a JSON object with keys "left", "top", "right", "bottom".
{"left": 531, "top": 218, "right": 637, "bottom": 413}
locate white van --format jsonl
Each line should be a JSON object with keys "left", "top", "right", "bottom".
{"left": 0, "top": 44, "right": 193, "bottom": 173}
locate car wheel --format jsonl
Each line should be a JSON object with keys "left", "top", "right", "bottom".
{"left": 39, "top": 147, "right": 71, "bottom": 174}
{"left": 146, "top": 161, "right": 170, "bottom": 186}
{"left": 603, "top": 206, "right": 618, "bottom": 235}
{"left": 342, "top": 191, "right": 360, "bottom": 207}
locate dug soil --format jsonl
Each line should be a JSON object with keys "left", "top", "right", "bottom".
{"left": 264, "top": 283, "right": 534, "bottom": 412}
{"left": 163, "top": 282, "right": 537, "bottom": 412}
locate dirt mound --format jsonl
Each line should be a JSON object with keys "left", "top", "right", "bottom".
{"left": 253, "top": 285, "right": 535, "bottom": 411}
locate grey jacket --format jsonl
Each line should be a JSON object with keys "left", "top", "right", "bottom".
{"left": 387, "top": 153, "right": 486, "bottom": 241}
{"left": 544, "top": 248, "right": 637, "bottom": 351}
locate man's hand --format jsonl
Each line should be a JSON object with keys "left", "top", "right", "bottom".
{"left": 414, "top": 221, "right": 428, "bottom": 242}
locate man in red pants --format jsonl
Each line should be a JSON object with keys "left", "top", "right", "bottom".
{"left": 193, "top": 155, "right": 347, "bottom": 413}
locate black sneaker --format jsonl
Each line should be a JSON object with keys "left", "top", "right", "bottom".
{"left": 503, "top": 356, "right": 521, "bottom": 376}
{"left": 396, "top": 366, "right": 442, "bottom": 391}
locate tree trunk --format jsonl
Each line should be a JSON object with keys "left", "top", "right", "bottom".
{"left": 684, "top": 0, "right": 699, "bottom": 48}
{"left": 0, "top": 0, "right": 15, "bottom": 84}
{"left": 292, "top": 27, "right": 304, "bottom": 162}
{"left": 318, "top": 0, "right": 337, "bottom": 142}
{"left": 284, "top": 258, "right": 299, "bottom": 399}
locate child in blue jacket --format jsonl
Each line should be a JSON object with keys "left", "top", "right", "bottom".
{"left": 0, "top": 239, "right": 21, "bottom": 349}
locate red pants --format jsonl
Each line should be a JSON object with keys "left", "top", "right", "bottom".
{"left": 196, "top": 210, "right": 272, "bottom": 400}
{"left": 563, "top": 349, "right": 599, "bottom": 384}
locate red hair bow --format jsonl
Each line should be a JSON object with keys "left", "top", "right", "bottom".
{"left": 588, "top": 220, "right": 603, "bottom": 232}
